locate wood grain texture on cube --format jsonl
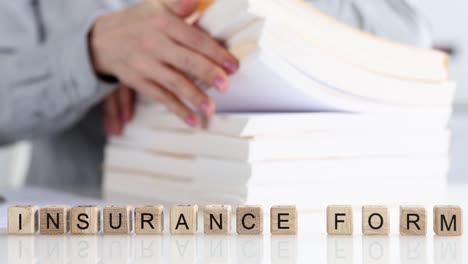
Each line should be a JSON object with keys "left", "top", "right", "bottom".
{"left": 8, "top": 205, "right": 39, "bottom": 235}
{"left": 40, "top": 205, "right": 70, "bottom": 235}
{"left": 327, "top": 205, "right": 353, "bottom": 235}
{"left": 434, "top": 206, "right": 463, "bottom": 236}
{"left": 71, "top": 205, "right": 101, "bottom": 235}
{"left": 236, "top": 205, "right": 263, "bottom": 235}
{"left": 270, "top": 205, "right": 297, "bottom": 235}
{"left": 170, "top": 205, "right": 198, "bottom": 234}
{"left": 103, "top": 206, "right": 133, "bottom": 234}
{"left": 204, "top": 205, "right": 231, "bottom": 234}
{"left": 362, "top": 206, "right": 389, "bottom": 235}
{"left": 400, "top": 206, "right": 427, "bottom": 236}
{"left": 135, "top": 205, "right": 164, "bottom": 234}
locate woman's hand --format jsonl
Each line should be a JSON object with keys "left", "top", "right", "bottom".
{"left": 90, "top": 0, "right": 238, "bottom": 127}
{"left": 103, "top": 85, "right": 136, "bottom": 136}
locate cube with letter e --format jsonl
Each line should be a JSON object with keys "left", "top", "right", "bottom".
{"left": 270, "top": 205, "right": 297, "bottom": 235}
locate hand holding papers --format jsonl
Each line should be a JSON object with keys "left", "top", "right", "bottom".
{"left": 103, "top": 0, "right": 454, "bottom": 209}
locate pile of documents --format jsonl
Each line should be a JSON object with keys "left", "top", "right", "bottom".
{"left": 103, "top": 0, "right": 455, "bottom": 209}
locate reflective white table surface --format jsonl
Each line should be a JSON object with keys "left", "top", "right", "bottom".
{"left": 0, "top": 184, "right": 466, "bottom": 264}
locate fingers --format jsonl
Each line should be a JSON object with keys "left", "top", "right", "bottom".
{"left": 103, "top": 92, "right": 123, "bottom": 136}
{"left": 161, "top": 0, "right": 199, "bottom": 17}
{"left": 117, "top": 85, "right": 136, "bottom": 122}
{"left": 128, "top": 55, "right": 216, "bottom": 116}
{"left": 159, "top": 43, "right": 230, "bottom": 93}
{"left": 162, "top": 13, "right": 239, "bottom": 74}
{"left": 129, "top": 77, "right": 199, "bottom": 127}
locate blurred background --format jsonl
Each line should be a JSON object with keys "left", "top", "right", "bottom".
{"left": 1, "top": 0, "right": 467, "bottom": 187}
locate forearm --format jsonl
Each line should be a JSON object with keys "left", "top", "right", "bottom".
{"left": 309, "top": 0, "right": 432, "bottom": 47}
{"left": 0, "top": 11, "right": 115, "bottom": 145}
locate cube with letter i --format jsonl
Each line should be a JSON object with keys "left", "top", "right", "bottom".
{"left": 8, "top": 205, "right": 39, "bottom": 235}
{"left": 327, "top": 205, "right": 353, "bottom": 235}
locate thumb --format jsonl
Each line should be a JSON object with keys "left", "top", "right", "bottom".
{"left": 162, "top": 0, "right": 199, "bottom": 17}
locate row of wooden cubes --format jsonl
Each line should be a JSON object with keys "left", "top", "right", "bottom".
{"left": 328, "top": 205, "right": 463, "bottom": 236}
{"left": 8, "top": 205, "right": 296, "bottom": 235}
{"left": 8, "top": 204, "right": 463, "bottom": 236}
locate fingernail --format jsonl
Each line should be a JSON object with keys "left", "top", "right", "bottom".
{"left": 186, "top": 115, "right": 198, "bottom": 127}
{"left": 213, "top": 75, "right": 228, "bottom": 92}
{"left": 200, "top": 101, "right": 214, "bottom": 116}
{"left": 224, "top": 60, "right": 238, "bottom": 74}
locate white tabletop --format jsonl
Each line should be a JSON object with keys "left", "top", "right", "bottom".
{"left": 1, "top": 184, "right": 467, "bottom": 263}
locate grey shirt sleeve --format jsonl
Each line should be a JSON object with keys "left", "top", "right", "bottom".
{"left": 308, "top": 0, "right": 432, "bottom": 47}
{"left": 0, "top": 1, "right": 132, "bottom": 145}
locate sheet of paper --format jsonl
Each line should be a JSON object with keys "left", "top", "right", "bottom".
{"left": 207, "top": 50, "right": 451, "bottom": 116}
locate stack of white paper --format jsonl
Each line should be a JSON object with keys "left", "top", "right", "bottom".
{"left": 103, "top": 0, "right": 454, "bottom": 209}
{"left": 104, "top": 106, "right": 451, "bottom": 209}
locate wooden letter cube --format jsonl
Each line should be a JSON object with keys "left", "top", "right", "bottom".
{"left": 204, "top": 205, "right": 231, "bottom": 234}
{"left": 327, "top": 205, "right": 353, "bottom": 235}
{"left": 170, "top": 205, "right": 198, "bottom": 234}
{"left": 103, "top": 206, "right": 133, "bottom": 234}
{"left": 71, "top": 205, "right": 101, "bottom": 235}
{"left": 362, "top": 206, "right": 389, "bottom": 235}
{"left": 135, "top": 205, "right": 164, "bottom": 234}
{"left": 8, "top": 205, "right": 39, "bottom": 235}
{"left": 434, "top": 206, "right": 463, "bottom": 236}
{"left": 236, "top": 205, "right": 263, "bottom": 235}
{"left": 270, "top": 205, "right": 298, "bottom": 235}
{"left": 40, "top": 205, "right": 70, "bottom": 235}
{"left": 400, "top": 206, "right": 426, "bottom": 236}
